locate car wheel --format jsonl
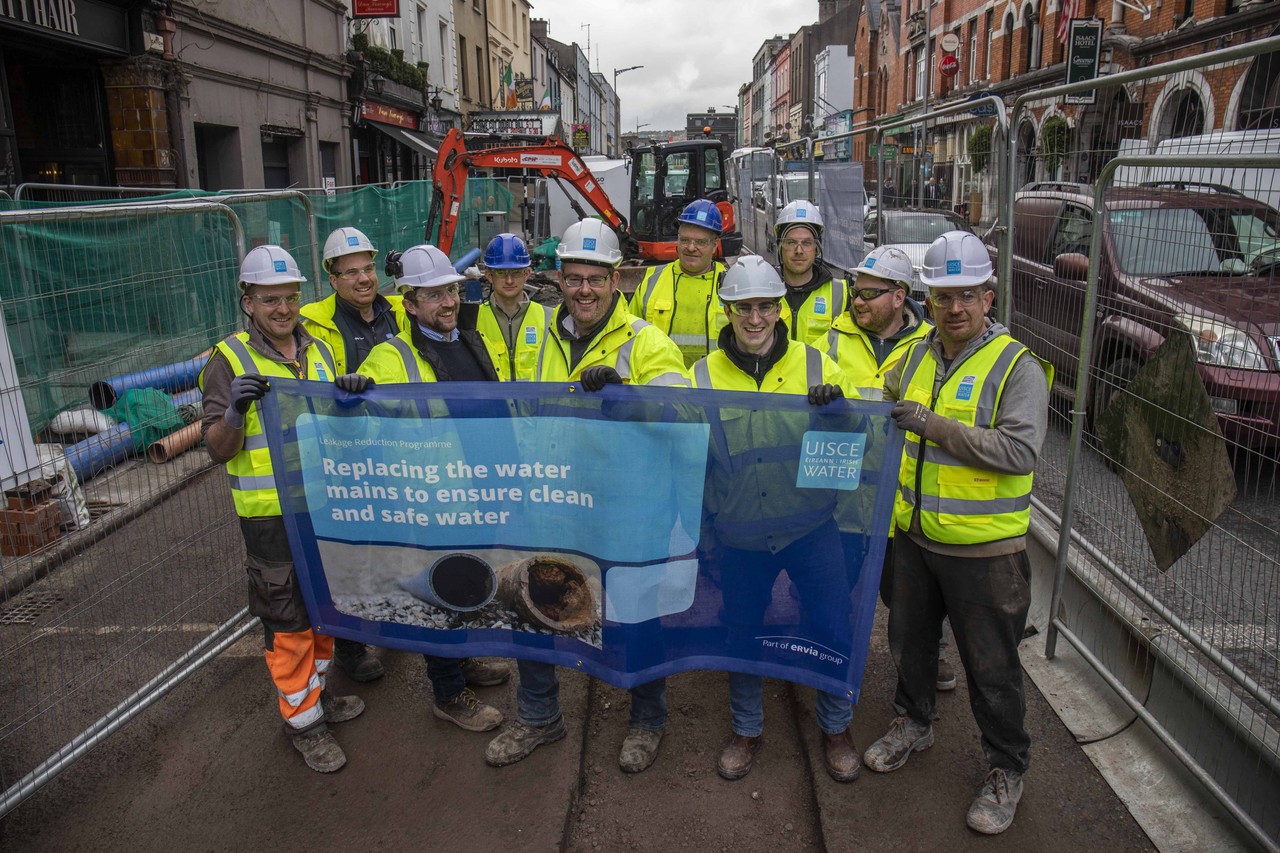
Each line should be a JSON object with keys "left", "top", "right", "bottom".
{"left": 1088, "top": 355, "right": 1141, "bottom": 470}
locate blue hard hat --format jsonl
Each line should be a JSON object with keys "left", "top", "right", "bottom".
{"left": 483, "top": 233, "right": 532, "bottom": 269}
{"left": 676, "top": 199, "right": 723, "bottom": 235}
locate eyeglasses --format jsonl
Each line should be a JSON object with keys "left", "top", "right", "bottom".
{"left": 929, "top": 289, "right": 984, "bottom": 308}
{"left": 727, "top": 300, "right": 782, "bottom": 318}
{"left": 562, "top": 274, "right": 612, "bottom": 289}
{"left": 489, "top": 269, "right": 529, "bottom": 281}
{"left": 333, "top": 264, "right": 376, "bottom": 280}
{"left": 677, "top": 236, "right": 714, "bottom": 249}
{"left": 248, "top": 293, "right": 302, "bottom": 308}
{"left": 780, "top": 238, "right": 817, "bottom": 251}
{"left": 850, "top": 286, "right": 894, "bottom": 301}
{"left": 413, "top": 284, "right": 460, "bottom": 303}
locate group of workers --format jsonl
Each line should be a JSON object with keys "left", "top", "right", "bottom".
{"left": 199, "top": 195, "right": 1049, "bottom": 836}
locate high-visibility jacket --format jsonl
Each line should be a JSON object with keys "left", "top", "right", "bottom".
{"left": 628, "top": 260, "right": 728, "bottom": 367}
{"left": 475, "top": 300, "right": 552, "bottom": 381}
{"left": 691, "top": 341, "right": 853, "bottom": 552}
{"left": 894, "top": 333, "right": 1051, "bottom": 544}
{"left": 781, "top": 270, "right": 846, "bottom": 347}
{"left": 200, "top": 332, "right": 336, "bottom": 518}
{"left": 536, "top": 298, "right": 689, "bottom": 386}
{"left": 358, "top": 327, "right": 505, "bottom": 384}
{"left": 300, "top": 292, "right": 408, "bottom": 374}
{"left": 826, "top": 312, "right": 932, "bottom": 400}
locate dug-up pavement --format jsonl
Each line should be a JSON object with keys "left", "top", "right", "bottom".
{"left": 0, "top": 608, "right": 1156, "bottom": 853}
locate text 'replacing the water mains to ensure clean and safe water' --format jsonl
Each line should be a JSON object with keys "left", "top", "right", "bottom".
{"left": 295, "top": 413, "right": 710, "bottom": 564}
{"left": 795, "top": 431, "right": 867, "bottom": 491}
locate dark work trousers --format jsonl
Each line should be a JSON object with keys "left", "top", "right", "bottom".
{"left": 889, "top": 534, "right": 1032, "bottom": 773}
{"left": 423, "top": 655, "right": 466, "bottom": 703}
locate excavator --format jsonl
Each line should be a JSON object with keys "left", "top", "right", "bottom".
{"left": 427, "top": 128, "right": 742, "bottom": 286}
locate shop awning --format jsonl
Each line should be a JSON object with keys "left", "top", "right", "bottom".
{"left": 371, "top": 124, "right": 439, "bottom": 158}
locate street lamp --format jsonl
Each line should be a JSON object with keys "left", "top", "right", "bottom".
{"left": 636, "top": 121, "right": 650, "bottom": 134}
{"left": 613, "top": 65, "right": 644, "bottom": 90}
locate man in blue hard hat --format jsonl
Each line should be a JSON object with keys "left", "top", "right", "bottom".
{"left": 628, "top": 198, "right": 728, "bottom": 367}
{"left": 471, "top": 233, "right": 552, "bottom": 381}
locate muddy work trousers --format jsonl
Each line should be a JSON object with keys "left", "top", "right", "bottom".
{"left": 242, "top": 517, "right": 333, "bottom": 734}
{"left": 888, "top": 535, "right": 1032, "bottom": 773}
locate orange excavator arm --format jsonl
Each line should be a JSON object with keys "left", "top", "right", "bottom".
{"left": 429, "top": 128, "right": 634, "bottom": 257}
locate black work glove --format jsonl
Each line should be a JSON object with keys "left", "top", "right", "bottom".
{"left": 335, "top": 373, "right": 373, "bottom": 393}
{"left": 580, "top": 365, "right": 622, "bottom": 392}
{"left": 891, "top": 399, "right": 931, "bottom": 436}
{"left": 807, "top": 383, "right": 844, "bottom": 406}
{"left": 224, "top": 374, "right": 270, "bottom": 428}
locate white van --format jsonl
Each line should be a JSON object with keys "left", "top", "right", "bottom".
{"left": 1113, "top": 128, "right": 1280, "bottom": 211}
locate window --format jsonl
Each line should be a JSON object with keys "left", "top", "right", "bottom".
{"left": 415, "top": 6, "right": 427, "bottom": 64}
{"left": 929, "top": 38, "right": 936, "bottom": 96}
{"left": 1001, "top": 14, "right": 1015, "bottom": 80}
{"left": 984, "top": 11, "right": 994, "bottom": 79}
{"left": 194, "top": 124, "right": 241, "bottom": 190}
{"left": 477, "top": 46, "right": 485, "bottom": 102}
{"left": 1048, "top": 205, "right": 1093, "bottom": 261}
{"left": 261, "top": 139, "right": 291, "bottom": 189}
{"left": 439, "top": 22, "right": 449, "bottom": 81}
{"left": 1159, "top": 89, "right": 1207, "bottom": 141}
{"left": 388, "top": 23, "right": 398, "bottom": 51}
{"left": 459, "top": 36, "right": 469, "bottom": 98}
{"left": 914, "top": 46, "right": 925, "bottom": 101}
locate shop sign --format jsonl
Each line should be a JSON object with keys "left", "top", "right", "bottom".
{"left": 0, "top": 0, "right": 129, "bottom": 54}
{"left": 361, "top": 100, "right": 419, "bottom": 130}
{"left": 1064, "top": 19, "right": 1103, "bottom": 105}
{"left": 352, "top": 0, "right": 400, "bottom": 18}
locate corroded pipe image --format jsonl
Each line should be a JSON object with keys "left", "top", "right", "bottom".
{"left": 496, "top": 555, "right": 597, "bottom": 632}
{"left": 400, "top": 552, "right": 497, "bottom": 612}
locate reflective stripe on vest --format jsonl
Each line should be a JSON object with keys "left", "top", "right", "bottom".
{"left": 692, "top": 342, "right": 822, "bottom": 390}
{"left": 894, "top": 336, "right": 1034, "bottom": 543}
{"left": 388, "top": 336, "right": 425, "bottom": 382}
{"left": 613, "top": 320, "right": 646, "bottom": 380}
{"left": 639, "top": 263, "right": 668, "bottom": 319}
{"left": 216, "top": 333, "right": 335, "bottom": 518}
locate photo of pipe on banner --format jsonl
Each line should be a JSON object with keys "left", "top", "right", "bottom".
{"left": 263, "top": 380, "right": 903, "bottom": 699}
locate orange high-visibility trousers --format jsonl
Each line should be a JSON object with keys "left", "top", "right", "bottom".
{"left": 264, "top": 629, "right": 334, "bottom": 730}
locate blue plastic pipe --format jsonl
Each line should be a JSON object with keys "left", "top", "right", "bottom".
{"left": 452, "top": 246, "right": 482, "bottom": 272}
{"left": 64, "top": 424, "right": 134, "bottom": 483}
{"left": 90, "top": 353, "right": 211, "bottom": 410}
{"left": 171, "top": 388, "right": 202, "bottom": 408}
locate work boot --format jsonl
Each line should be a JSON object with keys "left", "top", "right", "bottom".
{"left": 433, "top": 688, "right": 504, "bottom": 732}
{"left": 936, "top": 658, "right": 958, "bottom": 692}
{"left": 460, "top": 657, "right": 512, "bottom": 687}
{"left": 966, "top": 767, "right": 1024, "bottom": 835}
{"left": 485, "top": 717, "right": 568, "bottom": 767}
{"left": 322, "top": 689, "right": 365, "bottom": 724}
{"left": 863, "top": 716, "right": 934, "bottom": 773}
{"left": 291, "top": 728, "right": 346, "bottom": 773}
{"left": 333, "top": 639, "right": 384, "bottom": 682}
{"left": 716, "top": 733, "right": 762, "bottom": 781}
{"left": 618, "top": 727, "right": 663, "bottom": 773}
{"left": 822, "top": 729, "right": 861, "bottom": 782}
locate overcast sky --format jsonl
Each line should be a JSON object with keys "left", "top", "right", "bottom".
{"left": 529, "top": 0, "right": 818, "bottom": 132}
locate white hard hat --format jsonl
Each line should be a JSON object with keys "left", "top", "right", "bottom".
{"left": 856, "top": 246, "right": 915, "bottom": 291}
{"left": 775, "top": 200, "right": 824, "bottom": 239}
{"left": 323, "top": 227, "right": 378, "bottom": 272}
{"left": 719, "top": 255, "right": 786, "bottom": 301}
{"left": 556, "top": 218, "right": 623, "bottom": 267}
{"left": 920, "top": 231, "right": 992, "bottom": 288}
{"left": 239, "top": 245, "right": 306, "bottom": 286}
{"left": 389, "top": 244, "right": 465, "bottom": 293}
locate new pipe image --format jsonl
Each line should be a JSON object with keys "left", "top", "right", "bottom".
{"left": 399, "top": 553, "right": 498, "bottom": 612}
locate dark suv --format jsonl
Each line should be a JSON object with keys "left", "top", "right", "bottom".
{"left": 996, "top": 181, "right": 1280, "bottom": 450}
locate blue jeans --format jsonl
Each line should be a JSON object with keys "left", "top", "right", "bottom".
{"left": 515, "top": 659, "right": 667, "bottom": 731}
{"left": 729, "top": 672, "right": 852, "bottom": 736}
{"left": 424, "top": 655, "right": 465, "bottom": 703}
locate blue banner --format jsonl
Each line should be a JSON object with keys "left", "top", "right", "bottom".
{"left": 263, "top": 381, "right": 904, "bottom": 700}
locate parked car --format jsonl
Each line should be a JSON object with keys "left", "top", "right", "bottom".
{"left": 995, "top": 181, "right": 1280, "bottom": 450}
{"left": 863, "top": 207, "right": 974, "bottom": 300}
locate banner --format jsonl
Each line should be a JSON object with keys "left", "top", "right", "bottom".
{"left": 1065, "top": 19, "right": 1102, "bottom": 105}
{"left": 264, "top": 381, "right": 903, "bottom": 700}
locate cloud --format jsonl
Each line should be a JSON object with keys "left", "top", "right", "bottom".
{"left": 531, "top": 0, "right": 816, "bottom": 132}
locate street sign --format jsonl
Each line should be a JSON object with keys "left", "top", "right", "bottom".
{"left": 940, "top": 55, "right": 960, "bottom": 77}
{"left": 967, "top": 91, "right": 999, "bottom": 117}
{"left": 871, "top": 143, "right": 898, "bottom": 161}
{"left": 1065, "top": 19, "right": 1103, "bottom": 105}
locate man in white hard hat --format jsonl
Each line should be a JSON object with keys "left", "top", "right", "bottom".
{"left": 485, "top": 218, "right": 688, "bottom": 776}
{"left": 863, "top": 231, "right": 1051, "bottom": 836}
{"left": 352, "top": 243, "right": 513, "bottom": 731}
{"left": 199, "top": 245, "right": 365, "bottom": 773}
{"left": 301, "top": 228, "right": 407, "bottom": 682}
{"left": 688, "top": 255, "right": 862, "bottom": 783}
{"left": 825, "top": 246, "right": 956, "bottom": 693}
{"left": 774, "top": 200, "right": 847, "bottom": 346}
